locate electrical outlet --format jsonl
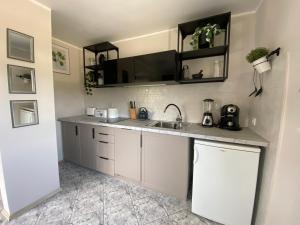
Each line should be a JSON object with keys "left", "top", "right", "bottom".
{"left": 252, "top": 118, "right": 257, "bottom": 126}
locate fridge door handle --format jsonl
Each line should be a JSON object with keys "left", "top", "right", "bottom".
{"left": 194, "top": 148, "right": 199, "bottom": 164}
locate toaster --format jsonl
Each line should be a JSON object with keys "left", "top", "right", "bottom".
{"left": 94, "top": 109, "right": 108, "bottom": 118}
{"left": 86, "top": 107, "right": 96, "bottom": 116}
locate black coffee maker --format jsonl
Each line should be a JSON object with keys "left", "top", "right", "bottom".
{"left": 219, "top": 104, "right": 241, "bottom": 131}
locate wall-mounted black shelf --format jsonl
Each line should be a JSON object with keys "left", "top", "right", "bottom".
{"left": 84, "top": 64, "right": 104, "bottom": 71}
{"left": 180, "top": 45, "right": 228, "bottom": 60}
{"left": 83, "top": 42, "right": 119, "bottom": 88}
{"left": 177, "top": 12, "right": 231, "bottom": 83}
{"left": 179, "top": 77, "right": 225, "bottom": 84}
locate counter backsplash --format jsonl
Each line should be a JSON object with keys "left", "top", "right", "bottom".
{"left": 84, "top": 83, "right": 251, "bottom": 127}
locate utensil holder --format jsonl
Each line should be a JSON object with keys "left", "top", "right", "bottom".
{"left": 129, "top": 108, "right": 137, "bottom": 120}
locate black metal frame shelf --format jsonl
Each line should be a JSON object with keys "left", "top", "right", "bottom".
{"left": 179, "top": 77, "right": 225, "bottom": 84}
{"left": 83, "top": 41, "right": 119, "bottom": 88}
{"left": 177, "top": 12, "right": 231, "bottom": 84}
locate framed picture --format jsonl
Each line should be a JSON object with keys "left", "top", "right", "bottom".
{"left": 7, "top": 64, "right": 36, "bottom": 94}
{"left": 52, "top": 44, "right": 70, "bottom": 74}
{"left": 10, "top": 100, "right": 39, "bottom": 128}
{"left": 7, "top": 29, "right": 34, "bottom": 63}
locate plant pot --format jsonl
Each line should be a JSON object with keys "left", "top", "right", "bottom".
{"left": 198, "top": 33, "right": 209, "bottom": 49}
{"left": 252, "top": 56, "right": 271, "bottom": 73}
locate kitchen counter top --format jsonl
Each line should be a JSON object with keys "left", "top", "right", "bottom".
{"left": 58, "top": 115, "right": 268, "bottom": 147}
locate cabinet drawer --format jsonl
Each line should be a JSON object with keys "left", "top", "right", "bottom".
{"left": 95, "top": 126, "right": 114, "bottom": 135}
{"left": 96, "top": 141, "right": 115, "bottom": 159}
{"left": 96, "top": 157, "right": 114, "bottom": 176}
{"left": 95, "top": 133, "right": 114, "bottom": 143}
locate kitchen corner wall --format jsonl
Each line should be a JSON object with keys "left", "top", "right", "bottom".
{"left": 0, "top": 0, "right": 59, "bottom": 216}
{"left": 84, "top": 14, "right": 256, "bottom": 126}
{"left": 251, "top": 0, "right": 300, "bottom": 225}
{"left": 52, "top": 38, "right": 85, "bottom": 161}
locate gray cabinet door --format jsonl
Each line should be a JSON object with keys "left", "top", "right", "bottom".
{"left": 142, "top": 131, "right": 189, "bottom": 200}
{"left": 115, "top": 128, "right": 141, "bottom": 181}
{"left": 61, "top": 122, "right": 81, "bottom": 164}
{"left": 79, "top": 124, "right": 96, "bottom": 170}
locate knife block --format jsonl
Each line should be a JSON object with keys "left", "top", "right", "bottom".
{"left": 129, "top": 108, "right": 137, "bottom": 120}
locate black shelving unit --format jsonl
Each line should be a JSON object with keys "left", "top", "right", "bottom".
{"left": 83, "top": 42, "right": 119, "bottom": 87}
{"left": 177, "top": 12, "right": 231, "bottom": 83}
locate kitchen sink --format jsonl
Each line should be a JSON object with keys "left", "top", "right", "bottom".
{"left": 150, "top": 121, "right": 182, "bottom": 130}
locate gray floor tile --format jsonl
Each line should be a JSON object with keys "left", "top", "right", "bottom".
{"left": 1, "top": 162, "right": 218, "bottom": 225}
{"left": 134, "top": 197, "right": 168, "bottom": 224}
{"left": 104, "top": 188, "right": 132, "bottom": 208}
{"left": 70, "top": 211, "right": 103, "bottom": 225}
{"left": 169, "top": 210, "right": 220, "bottom": 225}
{"left": 145, "top": 217, "right": 174, "bottom": 225}
{"left": 104, "top": 202, "right": 138, "bottom": 225}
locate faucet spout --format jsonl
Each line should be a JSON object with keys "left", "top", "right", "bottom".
{"left": 164, "top": 104, "right": 182, "bottom": 117}
{"left": 164, "top": 104, "right": 183, "bottom": 129}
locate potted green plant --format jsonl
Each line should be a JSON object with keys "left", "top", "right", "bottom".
{"left": 85, "top": 71, "right": 97, "bottom": 95}
{"left": 190, "top": 23, "right": 222, "bottom": 49}
{"left": 246, "top": 47, "right": 271, "bottom": 73}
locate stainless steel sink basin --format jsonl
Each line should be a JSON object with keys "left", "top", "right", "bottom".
{"left": 151, "top": 121, "right": 182, "bottom": 130}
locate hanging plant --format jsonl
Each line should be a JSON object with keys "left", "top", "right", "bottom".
{"left": 85, "top": 71, "right": 97, "bottom": 95}
{"left": 190, "top": 24, "right": 222, "bottom": 50}
{"left": 246, "top": 47, "right": 271, "bottom": 74}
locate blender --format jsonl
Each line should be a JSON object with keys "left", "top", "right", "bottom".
{"left": 201, "top": 99, "right": 214, "bottom": 127}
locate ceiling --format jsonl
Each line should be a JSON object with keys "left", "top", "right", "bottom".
{"left": 35, "top": 0, "right": 260, "bottom": 47}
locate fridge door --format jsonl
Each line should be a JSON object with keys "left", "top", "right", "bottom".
{"left": 192, "top": 142, "right": 260, "bottom": 225}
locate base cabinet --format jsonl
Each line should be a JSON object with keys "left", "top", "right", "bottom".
{"left": 142, "top": 131, "right": 189, "bottom": 200}
{"left": 115, "top": 128, "right": 141, "bottom": 181}
{"left": 61, "top": 121, "right": 190, "bottom": 200}
{"left": 61, "top": 122, "right": 81, "bottom": 164}
{"left": 79, "top": 124, "right": 96, "bottom": 170}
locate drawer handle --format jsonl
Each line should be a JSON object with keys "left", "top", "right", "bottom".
{"left": 99, "top": 141, "right": 109, "bottom": 144}
{"left": 99, "top": 156, "right": 109, "bottom": 160}
{"left": 98, "top": 132, "right": 109, "bottom": 136}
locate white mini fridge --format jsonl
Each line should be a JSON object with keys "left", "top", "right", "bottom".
{"left": 192, "top": 140, "right": 260, "bottom": 225}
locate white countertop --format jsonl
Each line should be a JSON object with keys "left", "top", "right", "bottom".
{"left": 58, "top": 115, "right": 268, "bottom": 147}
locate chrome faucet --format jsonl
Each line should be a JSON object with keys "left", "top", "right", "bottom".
{"left": 164, "top": 104, "right": 183, "bottom": 129}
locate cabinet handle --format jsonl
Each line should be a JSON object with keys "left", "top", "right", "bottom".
{"left": 92, "top": 128, "right": 95, "bottom": 139}
{"left": 99, "top": 141, "right": 109, "bottom": 144}
{"left": 98, "top": 132, "right": 108, "bottom": 136}
{"left": 99, "top": 156, "right": 109, "bottom": 160}
{"left": 121, "top": 128, "right": 132, "bottom": 131}
{"left": 140, "top": 133, "right": 142, "bottom": 148}
{"left": 75, "top": 126, "right": 78, "bottom": 136}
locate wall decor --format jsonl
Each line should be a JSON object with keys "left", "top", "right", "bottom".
{"left": 7, "top": 29, "right": 34, "bottom": 62}
{"left": 10, "top": 100, "right": 39, "bottom": 128}
{"left": 7, "top": 65, "right": 36, "bottom": 94}
{"left": 52, "top": 44, "right": 70, "bottom": 74}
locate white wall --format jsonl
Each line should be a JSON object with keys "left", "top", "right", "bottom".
{"left": 84, "top": 14, "right": 255, "bottom": 126}
{"left": 251, "top": 0, "right": 300, "bottom": 224}
{"left": 0, "top": 0, "right": 60, "bottom": 215}
{"left": 52, "top": 38, "right": 85, "bottom": 161}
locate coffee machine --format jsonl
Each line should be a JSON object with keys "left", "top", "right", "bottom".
{"left": 219, "top": 104, "right": 241, "bottom": 131}
{"left": 201, "top": 99, "right": 214, "bottom": 127}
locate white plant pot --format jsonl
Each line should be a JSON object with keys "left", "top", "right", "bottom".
{"left": 252, "top": 56, "right": 271, "bottom": 73}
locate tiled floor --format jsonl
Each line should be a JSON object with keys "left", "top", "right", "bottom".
{"left": 1, "top": 162, "right": 220, "bottom": 225}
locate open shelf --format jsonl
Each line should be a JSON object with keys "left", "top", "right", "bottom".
{"left": 179, "top": 77, "right": 226, "bottom": 84}
{"left": 84, "top": 65, "right": 104, "bottom": 71}
{"left": 180, "top": 46, "right": 228, "bottom": 60}
{"left": 177, "top": 12, "right": 231, "bottom": 84}
{"left": 84, "top": 41, "right": 118, "bottom": 53}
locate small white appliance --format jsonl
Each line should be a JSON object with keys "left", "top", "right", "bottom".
{"left": 108, "top": 108, "right": 119, "bottom": 119}
{"left": 94, "top": 109, "right": 108, "bottom": 118}
{"left": 86, "top": 107, "right": 96, "bottom": 116}
{"left": 192, "top": 140, "right": 260, "bottom": 225}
